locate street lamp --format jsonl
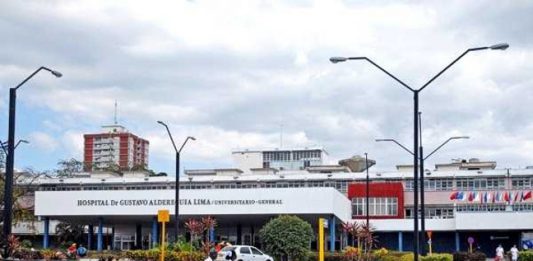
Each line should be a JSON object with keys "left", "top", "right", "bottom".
{"left": 364, "top": 153, "right": 370, "bottom": 227}
{"left": 376, "top": 135, "right": 469, "bottom": 255}
{"left": 332, "top": 43, "right": 507, "bottom": 261}
{"left": 3, "top": 67, "right": 61, "bottom": 257}
{"left": 1, "top": 139, "right": 29, "bottom": 153}
{"left": 157, "top": 121, "right": 196, "bottom": 241}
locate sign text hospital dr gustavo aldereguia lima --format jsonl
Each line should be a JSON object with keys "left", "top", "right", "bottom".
{"left": 77, "top": 198, "right": 283, "bottom": 207}
{"left": 35, "top": 188, "right": 351, "bottom": 220}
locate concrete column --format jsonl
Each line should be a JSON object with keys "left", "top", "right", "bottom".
{"left": 136, "top": 224, "right": 142, "bottom": 249}
{"left": 88, "top": 225, "right": 94, "bottom": 250}
{"left": 236, "top": 224, "right": 242, "bottom": 245}
{"left": 97, "top": 217, "right": 103, "bottom": 252}
{"left": 209, "top": 226, "right": 215, "bottom": 242}
{"left": 152, "top": 217, "right": 158, "bottom": 247}
{"left": 455, "top": 231, "right": 460, "bottom": 252}
{"left": 398, "top": 232, "right": 403, "bottom": 252}
{"left": 329, "top": 216, "right": 336, "bottom": 252}
{"left": 43, "top": 217, "right": 50, "bottom": 249}
{"left": 111, "top": 226, "right": 115, "bottom": 250}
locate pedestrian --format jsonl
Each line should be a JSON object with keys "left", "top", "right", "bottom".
{"left": 67, "top": 243, "right": 77, "bottom": 258}
{"left": 205, "top": 249, "right": 218, "bottom": 261}
{"left": 496, "top": 244, "right": 504, "bottom": 261}
{"left": 215, "top": 241, "right": 225, "bottom": 252}
{"left": 77, "top": 244, "right": 88, "bottom": 257}
{"left": 510, "top": 245, "right": 519, "bottom": 261}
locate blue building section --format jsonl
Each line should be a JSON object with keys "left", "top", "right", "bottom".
{"left": 375, "top": 231, "right": 522, "bottom": 256}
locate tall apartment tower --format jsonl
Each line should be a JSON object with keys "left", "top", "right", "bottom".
{"left": 83, "top": 125, "right": 149, "bottom": 171}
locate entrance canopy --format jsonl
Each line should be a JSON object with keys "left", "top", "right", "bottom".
{"left": 35, "top": 187, "right": 351, "bottom": 223}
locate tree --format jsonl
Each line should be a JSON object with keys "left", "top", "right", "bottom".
{"left": 56, "top": 158, "right": 83, "bottom": 177}
{"left": 0, "top": 168, "right": 48, "bottom": 248}
{"left": 259, "top": 215, "right": 313, "bottom": 261}
{"left": 55, "top": 222, "right": 85, "bottom": 247}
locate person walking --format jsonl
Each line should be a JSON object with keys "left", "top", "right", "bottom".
{"left": 510, "top": 245, "right": 519, "bottom": 261}
{"left": 77, "top": 244, "right": 88, "bottom": 258}
{"left": 205, "top": 249, "right": 218, "bottom": 261}
{"left": 496, "top": 244, "right": 504, "bottom": 261}
{"left": 67, "top": 243, "right": 77, "bottom": 259}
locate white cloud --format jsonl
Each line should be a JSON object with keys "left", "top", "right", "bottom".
{"left": 28, "top": 132, "right": 59, "bottom": 152}
{"left": 1, "top": 0, "right": 533, "bottom": 172}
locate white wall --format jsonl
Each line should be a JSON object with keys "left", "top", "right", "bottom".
{"left": 35, "top": 187, "right": 351, "bottom": 222}
{"left": 232, "top": 151, "right": 263, "bottom": 172}
{"left": 456, "top": 212, "right": 533, "bottom": 230}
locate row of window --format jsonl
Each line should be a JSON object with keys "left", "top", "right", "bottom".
{"left": 405, "top": 207, "right": 454, "bottom": 219}
{"left": 403, "top": 177, "right": 531, "bottom": 191}
{"left": 39, "top": 180, "right": 350, "bottom": 193}
{"left": 403, "top": 203, "right": 533, "bottom": 218}
{"left": 262, "top": 150, "right": 321, "bottom": 162}
{"left": 352, "top": 197, "right": 398, "bottom": 216}
{"left": 36, "top": 177, "right": 533, "bottom": 193}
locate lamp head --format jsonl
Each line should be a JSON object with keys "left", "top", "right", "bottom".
{"left": 329, "top": 57, "right": 348, "bottom": 64}
{"left": 489, "top": 43, "right": 509, "bottom": 50}
{"left": 157, "top": 120, "right": 166, "bottom": 126}
{"left": 51, "top": 70, "right": 62, "bottom": 78}
{"left": 20, "top": 140, "right": 30, "bottom": 144}
{"left": 451, "top": 136, "right": 470, "bottom": 140}
{"left": 189, "top": 136, "right": 196, "bottom": 141}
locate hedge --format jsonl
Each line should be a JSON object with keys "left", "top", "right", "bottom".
{"left": 452, "top": 251, "right": 486, "bottom": 261}
{"left": 520, "top": 251, "right": 533, "bottom": 261}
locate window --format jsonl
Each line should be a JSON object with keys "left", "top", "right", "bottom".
{"left": 251, "top": 247, "right": 263, "bottom": 255}
{"left": 512, "top": 177, "right": 531, "bottom": 189}
{"left": 351, "top": 197, "right": 398, "bottom": 216}
{"left": 456, "top": 178, "right": 504, "bottom": 190}
{"left": 240, "top": 247, "right": 251, "bottom": 254}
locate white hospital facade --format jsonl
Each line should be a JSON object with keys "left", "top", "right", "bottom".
{"left": 23, "top": 147, "right": 533, "bottom": 255}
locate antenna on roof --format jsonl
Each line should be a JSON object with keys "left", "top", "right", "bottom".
{"left": 114, "top": 99, "right": 118, "bottom": 125}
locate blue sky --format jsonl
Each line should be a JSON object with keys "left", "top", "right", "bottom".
{"left": 1, "top": 0, "right": 533, "bottom": 175}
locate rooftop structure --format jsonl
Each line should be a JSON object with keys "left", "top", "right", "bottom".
{"left": 232, "top": 147, "right": 328, "bottom": 172}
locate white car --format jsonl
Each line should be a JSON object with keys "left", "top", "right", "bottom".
{"left": 217, "top": 245, "right": 274, "bottom": 261}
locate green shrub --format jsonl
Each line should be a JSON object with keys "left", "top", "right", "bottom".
{"left": 452, "top": 251, "right": 486, "bottom": 261}
{"left": 259, "top": 215, "right": 314, "bottom": 261}
{"left": 21, "top": 239, "right": 32, "bottom": 248}
{"left": 520, "top": 251, "right": 533, "bottom": 261}
{"left": 421, "top": 253, "right": 453, "bottom": 261}
{"left": 400, "top": 253, "right": 414, "bottom": 261}
{"left": 301, "top": 251, "right": 345, "bottom": 261}
{"left": 379, "top": 254, "right": 402, "bottom": 261}
{"left": 87, "top": 250, "right": 126, "bottom": 260}
{"left": 123, "top": 249, "right": 204, "bottom": 261}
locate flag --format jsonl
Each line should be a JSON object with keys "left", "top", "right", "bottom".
{"left": 457, "top": 191, "right": 465, "bottom": 201}
{"left": 474, "top": 192, "right": 481, "bottom": 202}
{"left": 514, "top": 192, "right": 520, "bottom": 203}
{"left": 483, "top": 192, "right": 488, "bottom": 203}
{"left": 504, "top": 192, "right": 510, "bottom": 202}
{"left": 497, "top": 192, "right": 503, "bottom": 202}
{"left": 450, "top": 191, "right": 459, "bottom": 200}
{"left": 468, "top": 192, "right": 475, "bottom": 202}
{"left": 523, "top": 191, "right": 532, "bottom": 201}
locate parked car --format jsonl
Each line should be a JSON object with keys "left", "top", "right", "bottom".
{"left": 217, "top": 245, "right": 274, "bottom": 261}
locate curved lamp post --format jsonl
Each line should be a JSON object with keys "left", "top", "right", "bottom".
{"left": 3, "top": 66, "right": 61, "bottom": 256}
{"left": 157, "top": 121, "right": 195, "bottom": 241}
{"left": 331, "top": 43, "right": 507, "bottom": 260}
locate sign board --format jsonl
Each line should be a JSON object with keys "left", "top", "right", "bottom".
{"left": 35, "top": 188, "right": 351, "bottom": 222}
{"left": 323, "top": 219, "right": 328, "bottom": 229}
{"left": 158, "top": 209, "right": 169, "bottom": 223}
{"left": 467, "top": 237, "right": 475, "bottom": 244}
{"left": 427, "top": 231, "right": 433, "bottom": 239}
